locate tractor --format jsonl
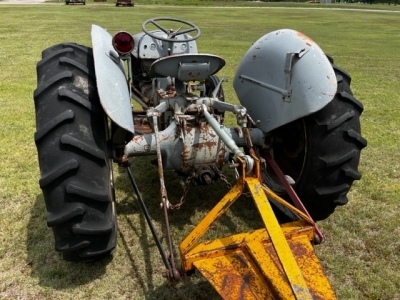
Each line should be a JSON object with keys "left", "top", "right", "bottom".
{"left": 33, "top": 17, "right": 366, "bottom": 299}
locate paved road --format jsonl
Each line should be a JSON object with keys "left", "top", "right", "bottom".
{"left": 0, "top": 0, "right": 398, "bottom": 14}
{"left": 0, "top": 0, "right": 46, "bottom": 4}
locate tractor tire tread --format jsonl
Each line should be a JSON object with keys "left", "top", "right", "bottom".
{"left": 34, "top": 43, "right": 116, "bottom": 262}
{"left": 293, "top": 61, "right": 367, "bottom": 220}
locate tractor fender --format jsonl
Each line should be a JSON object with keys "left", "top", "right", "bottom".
{"left": 233, "top": 29, "right": 336, "bottom": 133}
{"left": 91, "top": 25, "right": 134, "bottom": 134}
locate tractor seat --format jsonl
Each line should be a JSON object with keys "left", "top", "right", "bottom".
{"left": 149, "top": 53, "right": 225, "bottom": 81}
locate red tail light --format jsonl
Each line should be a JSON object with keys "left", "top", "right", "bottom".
{"left": 112, "top": 31, "right": 134, "bottom": 55}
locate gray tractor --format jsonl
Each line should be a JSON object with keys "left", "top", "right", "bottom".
{"left": 33, "top": 17, "right": 366, "bottom": 286}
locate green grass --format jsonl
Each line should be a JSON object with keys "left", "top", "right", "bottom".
{"left": 0, "top": 2, "right": 399, "bottom": 299}
{"left": 43, "top": 0, "right": 400, "bottom": 9}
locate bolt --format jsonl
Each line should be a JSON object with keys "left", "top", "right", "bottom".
{"left": 202, "top": 173, "right": 212, "bottom": 185}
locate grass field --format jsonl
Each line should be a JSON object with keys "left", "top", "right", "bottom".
{"left": 0, "top": 2, "right": 399, "bottom": 299}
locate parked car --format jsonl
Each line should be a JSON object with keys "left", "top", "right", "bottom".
{"left": 65, "top": 0, "right": 85, "bottom": 4}
{"left": 116, "top": 0, "right": 133, "bottom": 6}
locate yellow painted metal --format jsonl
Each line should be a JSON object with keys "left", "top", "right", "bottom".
{"left": 179, "top": 178, "right": 244, "bottom": 256}
{"left": 190, "top": 224, "right": 335, "bottom": 299}
{"left": 179, "top": 156, "right": 336, "bottom": 299}
{"left": 246, "top": 177, "right": 312, "bottom": 299}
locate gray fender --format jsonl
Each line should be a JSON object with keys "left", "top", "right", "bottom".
{"left": 233, "top": 29, "right": 336, "bottom": 133}
{"left": 91, "top": 25, "right": 134, "bottom": 134}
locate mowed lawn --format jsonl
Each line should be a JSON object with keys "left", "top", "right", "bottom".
{"left": 0, "top": 2, "right": 399, "bottom": 299}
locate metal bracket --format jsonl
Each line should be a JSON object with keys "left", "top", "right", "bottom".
{"left": 179, "top": 156, "right": 335, "bottom": 299}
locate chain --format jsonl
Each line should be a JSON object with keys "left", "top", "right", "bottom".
{"left": 214, "top": 167, "right": 232, "bottom": 189}
{"left": 170, "top": 171, "right": 195, "bottom": 210}
{"left": 170, "top": 166, "right": 236, "bottom": 210}
{"left": 220, "top": 172, "right": 232, "bottom": 189}
{"left": 216, "top": 167, "right": 253, "bottom": 198}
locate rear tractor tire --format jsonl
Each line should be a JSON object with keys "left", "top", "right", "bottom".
{"left": 262, "top": 60, "right": 367, "bottom": 221}
{"left": 33, "top": 43, "right": 117, "bottom": 262}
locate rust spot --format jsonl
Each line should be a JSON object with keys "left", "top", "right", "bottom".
{"left": 296, "top": 31, "right": 314, "bottom": 45}
{"left": 200, "top": 122, "right": 216, "bottom": 137}
{"left": 220, "top": 197, "right": 235, "bottom": 212}
{"left": 184, "top": 125, "right": 192, "bottom": 135}
{"left": 216, "top": 147, "right": 226, "bottom": 168}
{"left": 131, "top": 135, "right": 145, "bottom": 144}
{"left": 231, "top": 253, "right": 249, "bottom": 269}
{"left": 133, "top": 118, "right": 152, "bottom": 134}
{"left": 160, "top": 133, "right": 170, "bottom": 143}
{"left": 289, "top": 240, "right": 309, "bottom": 258}
{"left": 221, "top": 272, "right": 249, "bottom": 300}
{"left": 181, "top": 147, "right": 191, "bottom": 168}
{"left": 192, "top": 141, "right": 217, "bottom": 151}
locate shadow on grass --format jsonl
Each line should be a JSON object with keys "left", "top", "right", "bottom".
{"left": 26, "top": 155, "right": 263, "bottom": 296}
{"left": 143, "top": 276, "right": 221, "bottom": 300}
{"left": 26, "top": 194, "right": 111, "bottom": 289}
{"left": 115, "top": 156, "right": 263, "bottom": 231}
{"left": 117, "top": 213, "right": 221, "bottom": 299}
{"left": 113, "top": 156, "right": 264, "bottom": 298}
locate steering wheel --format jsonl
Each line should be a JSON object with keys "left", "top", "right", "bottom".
{"left": 142, "top": 17, "right": 201, "bottom": 43}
